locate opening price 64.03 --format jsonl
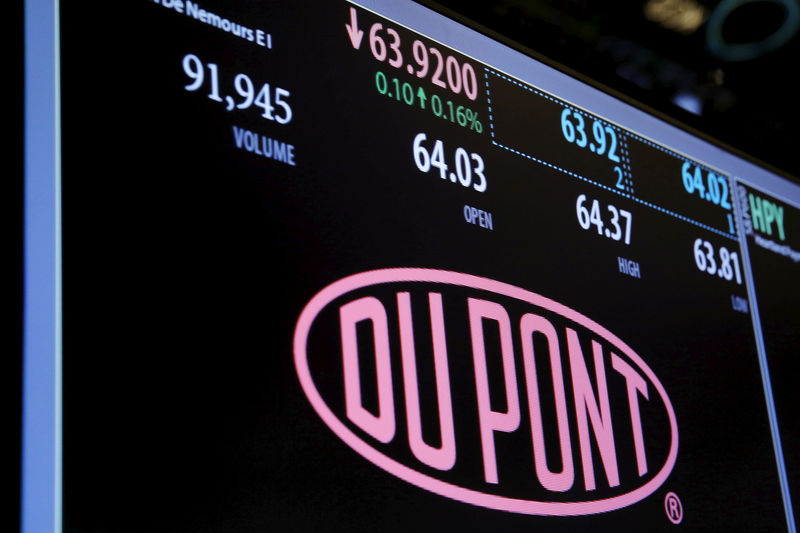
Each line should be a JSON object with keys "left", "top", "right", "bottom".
{"left": 413, "top": 133, "right": 486, "bottom": 192}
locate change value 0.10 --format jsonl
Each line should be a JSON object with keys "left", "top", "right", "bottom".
{"left": 374, "top": 72, "right": 483, "bottom": 133}
{"left": 182, "top": 53, "right": 292, "bottom": 124}
{"left": 576, "top": 194, "right": 632, "bottom": 244}
{"left": 693, "top": 238, "right": 742, "bottom": 284}
{"left": 413, "top": 133, "right": 486, "bottom": 192}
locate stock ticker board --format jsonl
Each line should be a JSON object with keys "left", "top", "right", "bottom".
{"left": 24, "top": 0, "right": 800, "bottom": 531}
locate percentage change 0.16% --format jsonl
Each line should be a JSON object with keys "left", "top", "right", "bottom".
{"left": 375, "top": 71, "right": 483, "bottom": 134}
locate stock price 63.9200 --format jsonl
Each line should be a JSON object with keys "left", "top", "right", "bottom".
{"left": 346, "top": 7, "right": 480, "bottom": 102}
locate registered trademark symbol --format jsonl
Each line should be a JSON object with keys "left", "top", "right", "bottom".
{"left": 664, "top": 491, "right": 683, "bottom": 524}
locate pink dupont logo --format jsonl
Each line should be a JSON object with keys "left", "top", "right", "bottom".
{"left": 293, "top": 268, "right": 679, "bottom": 516}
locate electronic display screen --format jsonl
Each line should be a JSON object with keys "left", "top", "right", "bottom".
{"left": 23, "top": 0, "right": 799, "bottom": 531}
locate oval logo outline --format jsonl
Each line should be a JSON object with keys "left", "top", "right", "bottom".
{"left": 293, "top": 268, "right": 679, "bottom": 516}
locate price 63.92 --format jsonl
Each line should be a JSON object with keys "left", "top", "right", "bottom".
{"left": 561, "top": 108, "right": 621, "bottom": 164}
{"left": 576, "top": 194, "right": 632, "bottom": 244}
{"left": 350, "top": 12, "right": 480, "bottom": 102}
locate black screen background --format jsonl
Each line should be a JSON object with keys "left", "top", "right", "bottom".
{"left": 742, "top": 186, "right": 800, "bottom": 526}
{"left": 59, "top": 2, "right": 791, "bottom": 531}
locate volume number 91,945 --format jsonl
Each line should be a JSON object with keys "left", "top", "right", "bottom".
{"left": 182, "top": 53, "right": 292, "bottom": 124}
{"left": 413, "top": 133, "right": 486, "bottom": 192}
{"left": 576, "top": 194, "right": 632, "bottom": 244}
